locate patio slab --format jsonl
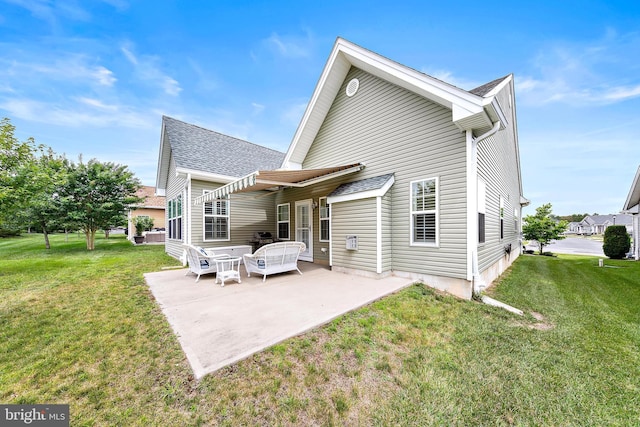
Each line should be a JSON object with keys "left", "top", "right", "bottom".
{"left": 144, "top": 263, "right": 413, "bottom": 379}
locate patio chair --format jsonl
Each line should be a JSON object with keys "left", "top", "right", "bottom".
{"left": 182, "top": 244, "right": 230, "bottom": 282}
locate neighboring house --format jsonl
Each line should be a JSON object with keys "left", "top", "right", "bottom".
{"left": 155, "top": 38, "right": 528, "bottom": 299}
{"left": 577, "top": 214, "right": 632, "bottom": 235}
{"left": 623, "top": 165, "right": 640, "bottom": 260}
{"left": 566, "top": 222, "right": 580, "bottom": 234}
{"left": 127, "top": 186, "right": 166, "bottom": 243}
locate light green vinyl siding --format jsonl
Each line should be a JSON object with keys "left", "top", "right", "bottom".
{"left": 190, "top": 179, "right": 276, "bottom": 249}
{"left": 275, "top": 178, "right": 356, "bottom": 263}
{"left": 331, "top": 198, "right": 378, "bottom": 273}
{"left": 477, "top": 81, "right": 522, "bottom": 271}
{"left": 381, "top": 193, "right": 392, "bottom": 272}
{"left": 304, "top": 67, "right": 468, "bottom": 279}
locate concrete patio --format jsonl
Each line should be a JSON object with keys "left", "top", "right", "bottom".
{"left": 144, "top": 262, "right": 414, "bottom": 379}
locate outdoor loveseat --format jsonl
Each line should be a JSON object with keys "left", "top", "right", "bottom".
{"left": 243, "top": 241, "right": 306, "bottom": 282}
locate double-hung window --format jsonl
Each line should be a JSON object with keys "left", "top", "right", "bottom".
{"left": 204, "top": 192, "right": 229, "bottom": 241}
{"left": 168, "top": 195, "right": 182, "bottom": 240}
{"left": 410, "top": 178, "right": 438, "bottom": 245}
{"left": 277, "top": 203, "right": 290, "bottom": 240}
{"left": 319, "top": 197, "right": 330, "bottom": 242}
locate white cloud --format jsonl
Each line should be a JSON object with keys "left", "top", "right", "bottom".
{"left": 5, "top": 0, "right": 90, "bottom": 27}
{"left": 602, "top": 84, "right": 640, "bottom": 101}
{"left": 120, "top": 42, "right": 182, "bottom": 96}
{"left": 251, "top": 102, "right": 265, "bottom": 114}
{"left": 0, "top": 97, "right": 154, "bottom": 129}
{"left": 0, "top": 55, "right": 117, "bottom": 88}
{"left": 517, "top": 31, "right": 640, "bottom": 106}
{"left": 265, "top": 33, "right": 310, "bottom": 58}
{"left": 92, "top": 66, "right": 117, "bottom": 86}
{"left": 75, "top": 97, "right": 118, "bottom": 111}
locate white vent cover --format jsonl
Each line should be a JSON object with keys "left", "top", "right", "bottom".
{"left": 346, "top": 78, "right": 359, "bottom": 97}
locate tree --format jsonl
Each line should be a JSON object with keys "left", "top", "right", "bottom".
{"left": 13, "top": 148, "right": 71, "bottom": 249}
{"left": 522, "top": 203, "right": 568, "bottom": 255}
{"left": 0, "top": 117, "right": 38, "bottom": 234}
{"left": 61, "top": 158, "right": 142, "bottom": 250}
{"left": 602, "top": 225, "right": 630, "bottom": 259}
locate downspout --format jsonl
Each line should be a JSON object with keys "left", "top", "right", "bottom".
{"left": 469, "top": 121, "right": 501, "bottom": 296}
{"left": 181, "top": 173, "right": 192, "bottom": 266}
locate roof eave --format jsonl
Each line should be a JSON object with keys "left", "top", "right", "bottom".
{"left": 155, "top": 119, "right": 169, "bottom": 191}
{"left": 623, "top": 165, "right": 640, "bottom": 211}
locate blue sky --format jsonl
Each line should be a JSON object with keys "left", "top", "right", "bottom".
{"left": 1, "top": 0, "right": 639, "bottom": 216}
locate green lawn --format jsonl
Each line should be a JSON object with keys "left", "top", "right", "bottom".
{"left": 1, "top": 234, "right": 639, "bottom": 425}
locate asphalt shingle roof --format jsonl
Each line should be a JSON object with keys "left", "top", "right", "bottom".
{"left": 328, "top": 173, "right": 394, "bottom": 198}
{"left": 469, "top": 75, "right": 511, "bottom": 97}
{"left": 163, "top": 116, "right": 285, "bottom": 177}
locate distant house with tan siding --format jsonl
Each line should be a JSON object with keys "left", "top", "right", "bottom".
{"left": 127, "top": 186, "right": 166, "bottom": 243}
{"left": 155, "top": 38, "right": 528, "bottom": 299}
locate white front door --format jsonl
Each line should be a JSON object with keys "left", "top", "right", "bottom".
{"left": 295, "top": 200, "right": 313, "bottom": 261}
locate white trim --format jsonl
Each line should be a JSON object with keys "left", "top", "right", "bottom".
{"left": 319, "top": 197, "right": 330, "bottom": 242}
{"left": 202, "top": 189, "right": 230, "bottom": 242}
{"left": 176, "top": 167, "right": 239, "bottom": 184}
{"left": 624, "top": 165, "right": 640, "bottom": 211}
{"left": 295, "top": 200, "right": 313, "bottom": 261}
{"left": 276, "top": 202, "right": 291, "bottom": 241}
{"left": 327, "top": 175, "right": 395, "bottom": 204}
{"left": 376, "top": 196, "right": 382, "bottom": 274}
{"left": 409, "top": 177, "right": 439, "bottom": 247}
{"left": 186, "top": 175, "right": 191, "bottom": 245}
{"left": 283, "top": 38, "right": 489, "bottom": 167}
{"left": 466, "top": 130, "right": 477, "bottom": 281}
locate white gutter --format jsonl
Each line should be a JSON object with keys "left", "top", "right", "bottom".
{"left": 469, "top": 121, "right": 501, "bottom": 296}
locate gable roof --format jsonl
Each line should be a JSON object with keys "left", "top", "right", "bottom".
{"left": 156, "top": 116, "right": 285, "bottom": 190}
{"left": 283, "top": 37, "right": 512, "bottom": 168}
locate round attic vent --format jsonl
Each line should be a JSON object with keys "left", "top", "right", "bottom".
{"left": 346, "top": 78, "right": 360, "bottom": 97}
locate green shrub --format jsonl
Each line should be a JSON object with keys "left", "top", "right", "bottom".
{"left": 603, "top": 225, "right": 630, "bottom": 259}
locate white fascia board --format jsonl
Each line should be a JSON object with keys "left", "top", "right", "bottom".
{"left": 327, "top": 175, "right": 394, "bottom": 204}
{"left": 175, "top": 167, "right": 238, "bottom": 184}
{"left": 337, "top": 39, "right": 482, "bottom": 112}
{"left": 623, "top": 165, "right": 640, "bottom": 211}
{"left": 284, "top": 38, "right": 485, "bottom": 167}
{"left": 155, "top": 122, "right": 168, "bottom": 191}
{"left": 283, "top": 42, "right": 350, "bottom": 167}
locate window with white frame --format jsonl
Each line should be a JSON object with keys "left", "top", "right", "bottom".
{"left": 410, "top": 178, "right": 438, "bottom": 245}
{"left": 204, "top": 191, "right": 229, "bottom": 241}
{"left": 478, "top": 178, "right": 486, "bottom": 244}
{"left": 319, "top": 197, "right": 330, "bottom": 242}
{"left": 514, "top": 207, "right": 519, "bottom": 232}
{"left": 168, "top": 195, "right": 182, "bottom": 240}
{"left": 277, "top": 203, "right": 290, "bottom": 240}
